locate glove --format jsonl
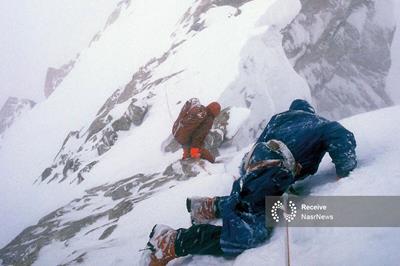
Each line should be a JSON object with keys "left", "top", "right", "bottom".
{"left": 190, "top": 147, "right": 201, "bottom": 159}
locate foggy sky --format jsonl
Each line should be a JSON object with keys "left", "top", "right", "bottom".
{"left": 0, "top": 0, "right": 120, "bottom": 108}
{"left": 1, "top": 0, "right": 399, "bottom": 109}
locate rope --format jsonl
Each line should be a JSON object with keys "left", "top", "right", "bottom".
{"left": 285, "top": 220, "right": 291, "bottom": 266}
{"left": 283, "top": 193, "right": 291, "bottom": 266}
{"left": 164, "top": 84, "right": 174, "bottom": 121}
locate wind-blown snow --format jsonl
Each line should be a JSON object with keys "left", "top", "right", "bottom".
{"left": 0, "top": 0, "right": 399, "bottom": 265}
{"left": 347, "top": 5, "right": 368, "bottom": 32}
{"left": 387, "top": 0, "right": 400, "bottom": 103}
{"left": 0, "top": 0, "right": 196, "bottom": 247}
{"left": 0, "top": 0, "right": 121, "bottom": 107}
{"left": 225, "top": 107, "right": 250, "bottom": 139}
{"left": 0, "top": 0, "right": 310, "bottom": 248}
{"left": 28, "top": 105, "right": 400, "bottom": 266}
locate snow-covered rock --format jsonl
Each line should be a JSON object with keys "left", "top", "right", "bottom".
{"left": 282, "top": 0, "right": 396, "bottom": 119}
{"left": 386, "top": 1, "right": 400, "bottom": 103}
{"left": 44, "top": 59, "right": 77, "bottom": 98}
{"left": 1, "top": 0, "right": 400, "bottom": 265}
{"left": 0, "top": 159, "right": 212, "bottom": 266}
{"left": 30, "top": 0, "right": 310, "bottom": 184}
{"left": 0, "top": 97, "right": 36, "bottom": 138}
{"left": 43, "top": 0, "right": 132, "bottom": 99}
{"left": 2, "top": 105, "right": 400, "bottom": 266}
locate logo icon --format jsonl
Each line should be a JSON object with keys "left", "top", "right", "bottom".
{"left": 271, "top": 200, "right": 297, "bottom": 223}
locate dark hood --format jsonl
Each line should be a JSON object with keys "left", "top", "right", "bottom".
{"left": 289, "top": 99, "right": 315, "bottom": 114}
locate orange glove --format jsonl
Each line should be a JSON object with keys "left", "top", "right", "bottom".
{"left": 190, "top": 147, "right": 201, "bottom": 159}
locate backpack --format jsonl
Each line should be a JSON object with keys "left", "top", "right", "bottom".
{"left": 172, "top": 98, "right": 207, "bottom": 145}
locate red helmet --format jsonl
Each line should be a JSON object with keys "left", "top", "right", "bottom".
{"left": 206, "top": 102, "right": 221, "bottom": 117}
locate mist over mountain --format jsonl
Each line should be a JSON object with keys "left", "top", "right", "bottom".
{"left": 0, "top": 0, "right": 399, "bottom": 265}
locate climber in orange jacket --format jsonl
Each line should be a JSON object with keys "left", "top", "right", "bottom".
{"left": 172, "top": 98, "right": 221, "bottom": 163}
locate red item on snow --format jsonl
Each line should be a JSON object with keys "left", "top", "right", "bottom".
{"left": 182, "top": 147, "right": 215, "bottom": 163}
{"left": 190, "top": 147, "right": 201, "bottom": 159}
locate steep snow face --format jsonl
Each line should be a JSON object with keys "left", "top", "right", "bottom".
{"left": 43, "top": 0, "right": 131, "bottom": 98}
{"left": 220, "top": 0, "right": 311, "bottom": 148}
{"left": 0, "top": 97, "right": 35, "bottom": 139}
{"left": 34, "top": 0, "right": 312, "bottom": 186}
{"left": 0, "top": 0, "right": 194, "bottom": 182}
{"left": 282, "top": 0, "right": 396, "bottom": 120}
{"left": 0, "top": 160, "right": 217, "bottom": 266}
{"left": 44, "top": 59, "right": 77, "bottom": 98}
{"left": 386, "top": 1, "right": 400, "bottom": 103}
{"left": 0, "top": 0, "right": 311, "bottom": 186}
{"left": 1, "top": 0, "right": 399, "bottom": 265}
{"left": 0, "top": 0, "right": 196, "bottom": 248}
{"left": 2, "top": 105, "right": 400, "bottom": 266}
{"left": 0, "top": 0, "right": 312, "bottom": 250}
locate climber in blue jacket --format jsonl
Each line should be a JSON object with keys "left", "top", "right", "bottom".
{"left": 141, "top": 99, "right": 357, "bottom": 265}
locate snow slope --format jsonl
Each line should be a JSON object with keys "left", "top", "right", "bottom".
{"left": 387, "top": 0, "right": 400, "bottom": 103}
{"left": 0, "top": 0, "right": 399, "bottom": 265}
{"left": 0, "top": 97, "right": 36, "bottom": 139}
{"left": 11, "top": 105, "right": 400, "bottom": 266}
{"left": 129, "top": 106, "right": 400, "bottom": 266}
{"left": 0, "top": 0, "right": 309, "bottom": 248}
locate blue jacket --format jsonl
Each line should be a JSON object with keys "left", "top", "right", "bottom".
{"left": 256, "top": 99, "right": 357, "bottom": 178}
{"left": 219, "top": 99, "right": 357, "bottom": 255}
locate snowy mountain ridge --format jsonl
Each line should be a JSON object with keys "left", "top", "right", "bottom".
{"left": 0, "top": 97, "right": 36, "bottom": 141}
{"left": 282, "top": 0, "right": 396, "bottom": 119}
{"left": 0, "top": 0, "right": 399, "bottom": 265}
